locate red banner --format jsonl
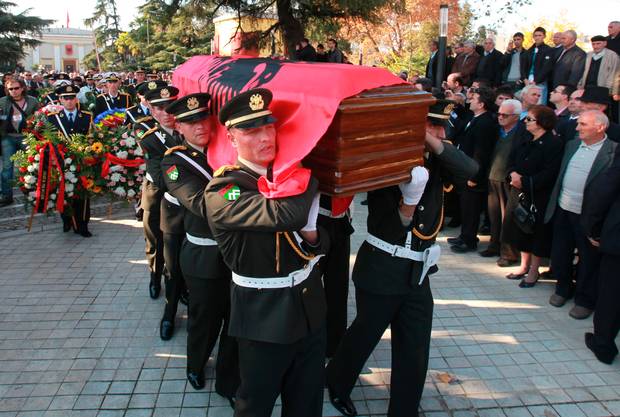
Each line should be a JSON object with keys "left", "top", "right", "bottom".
{"left": 173, "top": 56, "right": 405, "bottom": 197}
{"left": 101, "top": 152, "right": 145, "bottom": 178}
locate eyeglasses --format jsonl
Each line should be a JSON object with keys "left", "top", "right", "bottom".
{"left": 497, "top": 113, "right": 517, "bottom": 118}
{"left": 7, "top": 87, "right": 22, "bottom": 91}
{"left": 525, "top": 116, "right": 537, "bottom": 122}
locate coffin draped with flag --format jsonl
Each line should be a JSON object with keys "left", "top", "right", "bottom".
{"left": 172, "top": 55, "right": 433, "bottom": 201}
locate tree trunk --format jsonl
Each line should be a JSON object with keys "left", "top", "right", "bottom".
{"left": 276, "top": 0, "right": 304, "bottom": 58}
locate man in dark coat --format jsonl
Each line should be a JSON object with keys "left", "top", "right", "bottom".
{"left": 552, "top": 30, "right": 587, "bottom": 89}
{"left": 205, "top": 88, "right": 328, "bottom": 417}
{"left": 295, "top": 38, "right": 317, "bottom": 62}
{"left": 583, "top": 144, "right": 620, "bottom": 365}
{"left": 449, "top": 87, "right": 498, "bottom": 252}
{"left": 451, "top": 41, "right": 480, "bottom": 86}
{"left": 521, "top": 27, "right": 554, "bottom": 103}
{"left": 326, "top": 99, "right": 478, "bottom": 417}
{"left": 476, "top": 38, "right": 503, "bottom": 86}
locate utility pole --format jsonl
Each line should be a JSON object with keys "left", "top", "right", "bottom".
{"left": 436, "top": 4, "right": 449, "bottom": 88}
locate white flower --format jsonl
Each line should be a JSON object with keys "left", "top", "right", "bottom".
{"left": 125, "top": 137, "right": 136, "bottom": 147}
{"left": 110, "top": 173, "right": 122, "bottom": 182}
{"left": 24, "top": 175, "right": 37, "bottom": 185}
{"left": 116, "top": 151, "right": 128, "bottom": 160}
{"left": 70, "top": 165, "right": 76, "bottom": 172}
{"left": 133, "top": 147, "right": 143, "bottom": 156}
{"left": 127, "top": 189, "right": 136, "bottom": 198}
{"left": 113, "top": 187, "right": 126, "bottom": 197}
{"left": 27, "top": 165, "right": 35, "bottom": 173}
{"left": 50, "top": 193, "right": 56, "bottom": 200}
{"left": 65, "top": 183, "right": 74, "bottom": 193}
{"left": 109, "top": 165, "right": 122, "bottom": 173}
{"left": 34, "top": 155, "right": 40, "bottom": 161}
{"left": 139, "top": 163, "right": 146, "bottom": 170}
{"left": 64, "top": 171, "right": 75, "bottom": 181}
{"left": 64, "top": 158, "right": 72, "bottom": 165}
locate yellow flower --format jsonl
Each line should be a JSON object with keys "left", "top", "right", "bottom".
{"left": 91, "top": 142, "right": 104, "bottom": 153}
{"left": 92, "top": 185, "right": 102, "bottom": 193}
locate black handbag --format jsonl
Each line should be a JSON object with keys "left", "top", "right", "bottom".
{"left": 513, "top": 177, "right": 537, "bottom": 234}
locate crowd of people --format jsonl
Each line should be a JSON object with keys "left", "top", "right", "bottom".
{"left": 0, "top": 20, "right": 618, "bottom": 417}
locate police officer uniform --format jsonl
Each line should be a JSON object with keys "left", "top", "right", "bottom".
{"left": 205, "top": 89, "right": 328, "bottom": 417}
{"left": 94, "top": 74, "right": 131, "bottom": 116}
{"left": 139, "top": 86, "right": 181, "bottom": 299}
{"left": 47, "top": 84, "right": 94, "bottom": 237}
{"left": 326, "top": 100, "right": 479, "bottom": 417}
{"left": 161, "top": 94, "right": 239, "bottom": 400}
{"left": 317, "top": 195, "right": 354, "bottom": 357}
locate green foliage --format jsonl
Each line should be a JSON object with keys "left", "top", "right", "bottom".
{"left": 0, "top": 0, "right": 52, "bottom": 71}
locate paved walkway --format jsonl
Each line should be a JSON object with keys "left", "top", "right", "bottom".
{"left": 0, "top": 197, "right": 618, "bottom": 417}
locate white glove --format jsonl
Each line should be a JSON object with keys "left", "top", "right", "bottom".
{"left": 301, "top": 193, "right": 320, "bottom": 232}
{"left": 398, "top": 166, "right": 429, "bottom": 205}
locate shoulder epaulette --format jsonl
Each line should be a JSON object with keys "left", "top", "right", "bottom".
{"left": 214, "top": 165, "right": 241, "bottom": 177}
{"left": 47, "top": 111, "right": 60, "bottom": 116}
{"left": 81, "top": 110, "right": 92, "bottom": 115}
{"left": 142, "top": 127, "right": 158, "bottom": 137}
{"left": 164, "top": 145, "right": 187, "bottom": 156}
{"left": 127, "top": 105, "right": 137, "bottom": 111}
{"left": 97, "top": 94, "right": 105, "bottom": 98}
{"left": 135, "top": 116, "right": 153, "bottom": 123}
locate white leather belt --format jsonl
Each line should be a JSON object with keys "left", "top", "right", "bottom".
{"left": 164, "top": 192, "right": 180, "bottom": 206}
{"left": 232, "top": 255, "right": 324, "bottom": 289}
{"left": 186, "top": 233, "right": 217, "bottom": 246}
{"left": 365, "top": 234, "right": 441, "bottom": 285}
{"left": 145, "top": 172, "right": 154, "bottom": 183}
{"left": 318, "top": 207, "right": 346, "bottom": 219}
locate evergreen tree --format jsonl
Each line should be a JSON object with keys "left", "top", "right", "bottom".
{"left": 0, "top": 1, "right": 52, "bottom": 72}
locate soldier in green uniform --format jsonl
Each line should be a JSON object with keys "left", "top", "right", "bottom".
{"left": 123, "top": 80, "right": 163, "bottom": 135}
{"left": 161, "top": 93, "right": 239, "bottom": 403}
{"left": 139, "top": 85, "right": 181, "bottom": 299}
{"left": 205, "top": 88, "right": 328, "bottom": 417}
{"left": 94, "top": 74, "right": 131, "bottom": 116}
{"left": 325, "top": 100, "right": 479, "bottom": 417}
{"left": 47, "top": 84, "right": 94, "bottom": 237}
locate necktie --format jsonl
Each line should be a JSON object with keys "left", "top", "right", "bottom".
{"left": 529, "top": 48, "right": 537, "bottom": 77}
{"left": 69, "top": 113, "right": 74, "bottom": 123}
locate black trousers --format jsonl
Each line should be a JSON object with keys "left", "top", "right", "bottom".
{"left": 61, "top": 197, "right": 90, "bottom": 233}
{"left": 143, "top": 206, "right": 164, "bottom": 281}
{"left": 488, "top": 180, "right": 519, "bottom": 260}
{"left": 592, "top": 254, "right": 620, "bottom": 358}
{"left": 551, "top": 208, "right": 601, "bottom": 309}
{"left": 318, "top": 215, "right": 352, "bottom": 357}
{"left": 444, "top": 188, "right": 460, "bottom": 223}
{"left": 326, "top": 284, "right": 433, "bottom": 417}
{"left": 162, "top": 232, "right": 185, "bottom": 322}
{"left": 234, "top": 327, "right": 326, "bottom": 417}
{"left": 185, "top": 276, "right": 239, "bottom": 397}
{"left": 459, "top": 188, "right": 485, "bottom": 246}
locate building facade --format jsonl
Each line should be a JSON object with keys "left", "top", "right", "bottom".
{"left": 21, "top": 28, "right": 95, "bottom": 72}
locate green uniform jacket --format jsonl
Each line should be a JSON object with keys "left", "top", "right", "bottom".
{"left": 353, "top": 142, "right": 479, "bottom": 295}
{"left": 139, "top": 126, "right": 181, "bottom": 212}
{"left": 205, "top": 165, "right": 329, "bottom": 344}
{"left": 161, "top": 144, "right": 229, "bottom": 280}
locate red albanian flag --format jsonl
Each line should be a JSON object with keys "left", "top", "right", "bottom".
{"left": 172, "top": 55, "right": 405, "bottom": 200}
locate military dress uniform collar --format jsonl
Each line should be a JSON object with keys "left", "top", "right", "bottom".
{"left": 237, "top": 157, "right": 267, "bottom": 177}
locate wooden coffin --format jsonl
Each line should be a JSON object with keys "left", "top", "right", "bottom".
{"left": 304, "top": 85, "right": 435, "bottom": 196}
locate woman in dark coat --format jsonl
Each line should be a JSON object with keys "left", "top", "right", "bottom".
{"left": 502, "top": 105, "right": 563, "bottom": 287}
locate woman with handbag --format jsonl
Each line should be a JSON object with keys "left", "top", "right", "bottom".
{"left": 502, "top": 105, "right": 563, "bottom": 287}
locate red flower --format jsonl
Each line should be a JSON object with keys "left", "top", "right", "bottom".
{"left": 83, "top": 157, "right": 98, "bottom": 166}
{"left": 19, "top": 167, "right": 27, "bottom": 173}
{"left": 28, "top": 156, "right": 35, "bottom": 163}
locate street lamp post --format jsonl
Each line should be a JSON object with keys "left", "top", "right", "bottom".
{"left": 436, "top": 4, "right": 449, "bottom": 88}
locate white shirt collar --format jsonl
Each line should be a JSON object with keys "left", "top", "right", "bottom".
{"left": 238, "top": 157, "right": 267, "bottom": 176}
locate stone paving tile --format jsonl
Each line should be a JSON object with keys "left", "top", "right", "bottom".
{"left": 0, "top": 199, "right": 619, "bottom": 417}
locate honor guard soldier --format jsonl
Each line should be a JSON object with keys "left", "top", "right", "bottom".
{"left": 43, "top": 73, "right": 71, "bottom": 105}
{"left": 47, "top": 84, "right": 95, "bottom": 237}
{"left": 94, "top": 74, "right": 131, "bottom": 116}
{"left": 161, "top": 93, "right": 239, "bottom": 403}
{"left": 205, "top": 88, "right": 328, "bottom": 417}
{"left": 139, "top": 85, "right": 181, "bottom": 299}
{"left": 326, "top": 100, "right": 479, "bottom": 417}
{"left": 317, "top": 195, "right": 354, "bottom": 358}
{"left": 124, "top": 80, "right": 162, "bottom": 135}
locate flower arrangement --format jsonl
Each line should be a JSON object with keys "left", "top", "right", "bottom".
{"left": 94, "top": 108, "right": 126, "bottom": 129}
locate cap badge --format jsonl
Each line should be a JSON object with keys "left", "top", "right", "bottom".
{"left": 160, "top": 88, "right": 170, "bottom": 98}
{"left": 148, "top": 81, "right": 157, "bottom": 90}
{"left": 249, "top": 94, "right": 264, "bottom": 111}
{"left": 67, "top": 86, "right": 73, "bottom": 92}
{"left": 187, "top": 97, "right": 199, "bottom": 110}
{"left": 443, "top": 103, "right": 455, "bottom": 115}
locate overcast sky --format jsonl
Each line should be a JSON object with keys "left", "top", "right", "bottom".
{"left": 14, "top": 0, "right": 617, "bottom": 37}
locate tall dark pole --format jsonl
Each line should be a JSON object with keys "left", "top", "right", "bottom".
{"left": 436, "top": 4, "right": 449, "bottom": 88}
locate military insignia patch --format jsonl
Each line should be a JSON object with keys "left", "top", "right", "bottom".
{"left": 187, "top": 97, "right": 199, "bottom": 110}
{"left": 249, "top": 93, "right": 264, "bottom": 111}
{"left": 160, "top": 88, "right": 170, "bottom": 98}
{"left": 148, "top": 81, "right": 157, "bottom": 90}
{"left": 166, "top": 165, "right": 179, "bottom": 181}
{"left": 219, "top": 184, "right": 241, "bottom": 201}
